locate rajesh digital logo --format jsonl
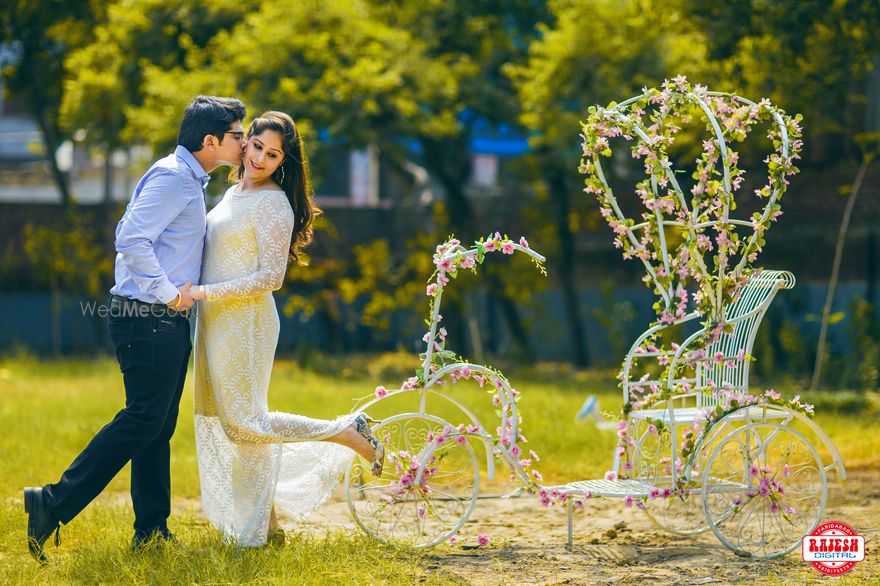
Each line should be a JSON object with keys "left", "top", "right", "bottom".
{"left": 802, "top": 520, "right": 864, "bottom": 576}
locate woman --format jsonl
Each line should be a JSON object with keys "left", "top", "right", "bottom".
{"left": 191, "top": 111, "right": 383, "bottom": 547}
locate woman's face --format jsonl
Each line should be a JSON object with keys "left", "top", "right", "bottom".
{"left": 242, "top": 129, "right": 285, "bottom": 182}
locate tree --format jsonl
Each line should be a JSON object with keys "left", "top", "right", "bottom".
{"left": 59, "top": 0, "right": 256, "bottom": 243}
{"left": 119, "top": 0, "right": 548, "bottom": 357}
{"left": 506, "top": 0, "right": 705, "bottom": 365}
{"left": 678, "top": 0, "right": 880, "bottom": 384}
{"left": 1, "top": 0, "right": 106, "bottom": 206}
{"left": 680, "top": 0, "right": 880, "bottom": 162}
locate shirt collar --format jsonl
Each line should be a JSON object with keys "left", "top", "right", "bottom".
{"left": 174, "top": 145, "right": 211, "bottom": 188}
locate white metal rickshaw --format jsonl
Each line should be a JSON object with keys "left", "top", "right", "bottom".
{"left": 344, "top": 81, "right": 846, "bottom": 558}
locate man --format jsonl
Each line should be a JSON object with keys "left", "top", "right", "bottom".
{"left": 24, "top": 96, "right": 246, "bottom": 561}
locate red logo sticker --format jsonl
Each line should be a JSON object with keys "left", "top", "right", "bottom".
{"left": 802, "top": 520, "right": 864, "bottom": 576}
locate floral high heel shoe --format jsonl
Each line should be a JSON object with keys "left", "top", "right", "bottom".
{"left": 353, "top": 414, "right": 385, "bottom": 477}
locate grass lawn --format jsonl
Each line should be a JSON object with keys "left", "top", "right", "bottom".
{"left": 1, "top": 354, "right": 878, "bottom": 584}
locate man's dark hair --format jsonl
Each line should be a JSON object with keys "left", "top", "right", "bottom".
{"left": 177, "top": 96, "right": 246, "bottom": 152}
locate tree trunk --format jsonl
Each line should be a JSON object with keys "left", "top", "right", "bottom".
{"left": 422, "top": 137, "right": 533, "bottom": 357}
{"left": 26, "top": 56, "right": 71, "bottom": 207}
{"left": 547, "top": 163, "right": 590, "bottom": 367}
{"left": 811, "top": 159, "right": 872, "bottom": 389}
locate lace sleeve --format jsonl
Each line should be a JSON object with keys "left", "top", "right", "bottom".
{"left": 203, "top": 192, "right": 293, "bottom": 301}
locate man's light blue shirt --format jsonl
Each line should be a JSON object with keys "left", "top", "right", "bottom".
{"left": 110, "top": 146, "right": 209, "bottom": 304}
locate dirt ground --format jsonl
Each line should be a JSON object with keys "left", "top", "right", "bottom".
{"left": 296, "top": 469, "right": 880, "bottom": 585}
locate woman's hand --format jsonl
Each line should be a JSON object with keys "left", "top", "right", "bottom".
{"left": 191, "top": 285, "right": 207, "bottom": 301}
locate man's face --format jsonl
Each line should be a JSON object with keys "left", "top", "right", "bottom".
{"left": 215, "top": 120, "right": 244, "bottom": 167}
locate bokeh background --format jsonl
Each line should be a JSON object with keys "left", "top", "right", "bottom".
{"left": 1, "top": 0, "right": 879, "bottom": 389}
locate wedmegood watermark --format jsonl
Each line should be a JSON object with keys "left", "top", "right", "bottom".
{"left": 80, "top": 300, "right": 188, "bottom": 319}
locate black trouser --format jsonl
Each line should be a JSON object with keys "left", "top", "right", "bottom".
{"left": 44, "top": 304, "right": 192, "bottom": 536}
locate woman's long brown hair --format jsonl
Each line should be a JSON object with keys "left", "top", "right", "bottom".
{"left": 230, "top": 111, "right": 321, "bottom": 265}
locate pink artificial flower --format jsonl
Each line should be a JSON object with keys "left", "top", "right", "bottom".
{"left": 530, "top": 450, "right": 540, "bottom": 462}
{"left": 426, "top": 283, "right": 438, "bottom": 297}
{"left": 510, "top": 444, "right": 521, "bottom": 457}
{"left": 375, "top": 386, "right": 388, "bottom": 399}
{"left": 532, "top": 470, "right": 543, "bottom": 481}
{"left": 417, "top": 505, "right": 427, "bottom": 519}
{"left": 624, "top": 496, "right": 634, "bottom": 507}
{"left": 477, "top": 534, "right": 489, "bottom": 547}
{"left": 605, "top": 471, "right": 616, "bottom": 481}
{"left": 501, "top": 241, "right": 515, "bottom": 255}
{"left": 456, "top": 435, "right": 467, "bottom": 445}
{"left": 519, "top": 237, "right": 529, "bottom": 248}
{"left": 783, "top": 506, "right": 795, "bottom": 515}
{"left": 484, "top": 240, "right": 497, "bottom": 252}
{"left": 448, "top": 535, "right": 458, "bottom": 545}
{"left": 713, "top": 351, "right": 725, "bottom": 365}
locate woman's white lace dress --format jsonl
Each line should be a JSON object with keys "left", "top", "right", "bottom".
{"left": 193, "top": 186, "right": 356, "bottom": 547}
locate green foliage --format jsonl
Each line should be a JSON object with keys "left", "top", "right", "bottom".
{"left": 591, "top": 279, "right": 636, "bottom": 363}
{"left": 22, "top": 212, "right": 113, "bottom": 296}
{"left": 338, "top": 239, "right": 426, "bottom": 331}
{"left": 281, "top": 230, "right": 436, "bottom": 345}
{"left": 844, "top": 299, "right": 880, "bottom": 390}
{"left": 9, "top": 0, "right": 879, "bottom": 366}
{"left": 681, "top": 0, "right": 880, "bottom": 160}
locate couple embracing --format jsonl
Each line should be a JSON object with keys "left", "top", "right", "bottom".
{"left": 24, "top": 96, "right": 385, "bottom": 560}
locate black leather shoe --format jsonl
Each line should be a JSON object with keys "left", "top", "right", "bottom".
{"left": 267, "top": 527, "right": 286, "bottom": 547}
{"left": 131, "top": 529, "right": 176, "bottom": 551}
{"left": 24, "top": 486, "right": 61, "bottom": 563}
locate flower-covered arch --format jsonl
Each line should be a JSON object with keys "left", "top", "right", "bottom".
{"left": 580, "top": 75, "right": 802, "bottom": 330}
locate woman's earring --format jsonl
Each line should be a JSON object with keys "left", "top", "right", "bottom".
{"left": 278, "top": 165, "right": 285, "bottom": 184}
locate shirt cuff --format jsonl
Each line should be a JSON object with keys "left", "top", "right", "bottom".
{"left": 155, "top": 281, "right": 180, "bottom": 305}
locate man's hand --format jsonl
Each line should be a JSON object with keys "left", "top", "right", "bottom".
{"left": 169, "top": 281, "right": 195, "bottom": 310}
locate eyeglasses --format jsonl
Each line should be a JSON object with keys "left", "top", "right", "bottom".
{"left": 224, "top": 131, "right": 245, "bottom": 140}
